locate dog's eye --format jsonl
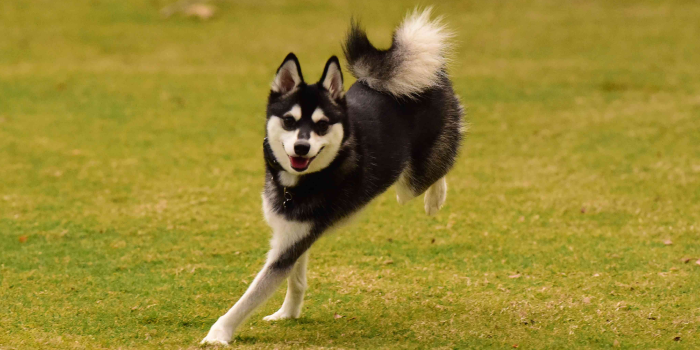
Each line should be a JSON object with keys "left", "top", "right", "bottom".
{"left": 316, "top": 120, "right": 329, "bottom": 134}
{"left": 282, "top": 117, "right": 296, "bottom": 129}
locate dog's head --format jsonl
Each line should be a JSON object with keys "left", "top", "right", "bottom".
{"left": 266, "top": 53, "right": 347, "bottom": 175}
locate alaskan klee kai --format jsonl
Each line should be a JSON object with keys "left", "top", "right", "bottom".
{"left": 202, "top": 8, "right": 464, "bottom": 345}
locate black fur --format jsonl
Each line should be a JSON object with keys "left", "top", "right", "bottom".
{"left": 343, "top": 20, "right": 400, "bottom": 84}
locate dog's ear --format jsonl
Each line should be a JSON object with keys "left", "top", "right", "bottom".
{"left": 272, "top": 53, "right": 304, "bottom": 94}
{"left": 319, "top": 56, "right": 344, "bottom": 100}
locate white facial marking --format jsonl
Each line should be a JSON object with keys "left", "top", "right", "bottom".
{"left": 267, "top": 111, "right": 344, "bottom": 177}
{"left": 311, "top": 108, "right": 328, "bottom": 123}
{"left": 286, "top": 105, "right": 302, "bottom": 121}
{"left": 267, "top": 117, "right": 298, "bottom": 173}
{"left": 304, "top": 123, "right": 343, "bottom": 173}
{"left": 283, "top": 129, "right": 302, "bottom": 156}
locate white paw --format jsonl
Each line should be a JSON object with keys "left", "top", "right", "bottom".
{"left": 396, "top": 194, "right": 409, "bottom": 205}
{"left": 424, "top": 177, "right": 447, "bottom": 216}
{"left": 395, "top": 176, "right": 415, "bottom": 205}
{"left": 201, "top": 324, "right": 232, "bottom": 346}
{"left": 263, "top": 309, "right": 299, "bottom": 321}
{"left": 424, "top": 198, "right": 443, "bottom": 216}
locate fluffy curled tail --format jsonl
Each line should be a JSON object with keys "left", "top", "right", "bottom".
{"left": 343, "top": 8, "right": 452, "bottom": 98}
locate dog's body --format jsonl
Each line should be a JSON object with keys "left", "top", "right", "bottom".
{"left": 202, "top": 9, "right": 463, "bottom": 345}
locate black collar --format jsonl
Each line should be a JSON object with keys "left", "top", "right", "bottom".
{"left": 263, "top": 137, "right": 295, "bottom": 209}
{"left": 263, "top": 137, "right": 284, "bottom": 172}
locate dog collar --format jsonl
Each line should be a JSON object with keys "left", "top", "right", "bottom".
{"left": 263, "top": 137, "right": 283, "bottom": 172}
{"left": 263, "top": 137, "right": 295, "bottom": 210}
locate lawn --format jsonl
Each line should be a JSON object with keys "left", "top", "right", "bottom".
{"left": 1, "top": 0, "right": 700, "bottom": 349}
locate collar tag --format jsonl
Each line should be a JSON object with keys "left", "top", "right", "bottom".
{"left": 283, "top": 187, "right": 293, "bottom": 210}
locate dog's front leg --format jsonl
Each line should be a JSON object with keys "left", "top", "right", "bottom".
{"left": 263, "top": 251, "right": 309, "bottom": 321}
{"left": 200, "top": 259, "right": 292, "bottom": 345}
{"left": 202, "top": 201, "right": 318, "bottom": 346}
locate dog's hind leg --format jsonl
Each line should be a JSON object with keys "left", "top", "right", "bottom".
{"left": 263, "top": 251, "right": 309, "bottom": 321}
{"left": 424, "top": 176, "right": 447, "bottom": 216}
{"left": 395, "top": 170, "right": 417, "bottom": 204}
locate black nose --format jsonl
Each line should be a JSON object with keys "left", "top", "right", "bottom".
{"left": 294, "top": 142, "right": 310, "bottom": 156}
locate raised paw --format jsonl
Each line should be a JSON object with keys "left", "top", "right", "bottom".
{"left": 424, "top": 177, "right": 447, "bottom": 216}
{"left": 395, "top": 174, "right": 416, "bottom": 205}
{"left": 424, "top": 199, "right": 443, "bottom": 216}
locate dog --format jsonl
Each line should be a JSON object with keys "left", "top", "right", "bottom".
{"left": 202, "top": 8, "right": 464, "bottom": 345}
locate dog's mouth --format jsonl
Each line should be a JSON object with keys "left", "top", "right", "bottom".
{"left": 289, "top": 156, "right": 314, "bottom": 172}
{"left": 288, "top": 147, "right": 324, "bottom": 172}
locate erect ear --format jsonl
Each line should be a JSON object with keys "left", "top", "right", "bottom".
{"left": 319, "top": 56, "right": 344, "bottom": 100}
{"left": 271, "top": 53, "right": 304, "bottom": 94}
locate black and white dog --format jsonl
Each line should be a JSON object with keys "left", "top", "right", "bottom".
{"left": 202, "top": 9, "right": 463, "bottom": 345}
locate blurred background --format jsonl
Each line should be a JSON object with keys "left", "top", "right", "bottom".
{"left": 1, "top": 1, "right": 699, "bottom": 349}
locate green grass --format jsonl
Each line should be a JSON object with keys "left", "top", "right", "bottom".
{"left": 2, "top": 0, "right": 700, "bottom": 348}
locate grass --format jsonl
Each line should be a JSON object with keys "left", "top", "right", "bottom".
{"left": 1, "top": 0, "right": 700, "bottom": 348}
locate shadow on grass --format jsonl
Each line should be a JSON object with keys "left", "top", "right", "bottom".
{"left": 230, "top": 335, "right": 261, "bottom": 345}
{"left": 223, "top": 317, "right": 339, "bottom": 346}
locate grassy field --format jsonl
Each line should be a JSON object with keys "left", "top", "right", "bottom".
{"left": 2, "top": 0, "right": 700, "bottom": 348}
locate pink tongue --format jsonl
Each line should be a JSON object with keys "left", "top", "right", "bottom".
{"left": 290, "top": 156, "right": 310, "bottom": 169}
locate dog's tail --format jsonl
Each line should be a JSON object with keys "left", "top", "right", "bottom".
{"left": 343, "top": 8, "right": 452, "bottom": 99}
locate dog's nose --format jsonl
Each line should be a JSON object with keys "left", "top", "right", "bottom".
{"left": 294, "top": 142, "right": 310, "bottom": 156}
